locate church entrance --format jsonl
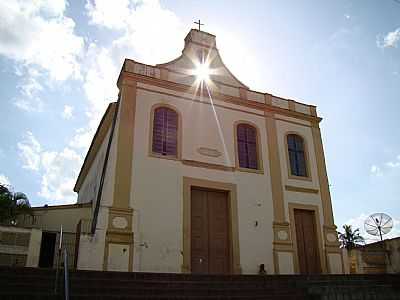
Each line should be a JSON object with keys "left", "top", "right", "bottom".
{"left": 294, "top": 209, "right": 321, "bottom": 274}
{"left": 190, "top": 187, "right": 231, "bottom": 274}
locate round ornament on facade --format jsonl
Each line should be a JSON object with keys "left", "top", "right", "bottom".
{"left": 112, "top": 216, "right": 128, "bottom": 229}
{"left": 277, "top": 230, "right": 288, "bottom": 241}
{"left": 326, "top": 233, "right": 337, "bottom": 242}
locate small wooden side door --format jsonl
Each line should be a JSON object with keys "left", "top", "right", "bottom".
{"left": 294, "top": 209, "right": 321, "bottom": 274}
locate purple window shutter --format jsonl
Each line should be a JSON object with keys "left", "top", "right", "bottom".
{"left": 287, "top": 134, "right": 306, "bottom": 176}
{"left": 165, "top": 109, "right": 178, "bottom": 156}
{"left": 246, "top": 126, "right": 258, "bottom": 169}
{"left": 237, "top": 125, "right": 248, "bottom": 168}
{"left": 152, "top": 107, "right": 178, "bottom": 156}
{"left": 152, "top": 108, "right": 165, "bottom": 154}
{"left": 237, "top": 124, "right": 258, "bottom": 169}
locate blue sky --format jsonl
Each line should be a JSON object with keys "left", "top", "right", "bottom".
{"left": 0, "top": 0, "right": 399, "bottom": 242}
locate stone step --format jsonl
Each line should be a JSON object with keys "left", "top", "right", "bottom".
{"left": 0, "top": 295, "right": 309, "bottom": 300}
{"left": 68, "top": 286, "right": 306, "bottom": 296}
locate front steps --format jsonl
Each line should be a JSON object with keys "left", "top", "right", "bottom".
{"left": 0, "top": 266, "right": 399, "bottom": 299}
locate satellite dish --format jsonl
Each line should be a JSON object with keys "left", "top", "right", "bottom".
{"left": 364, "top": 213, "right": 393, "bottom": 241}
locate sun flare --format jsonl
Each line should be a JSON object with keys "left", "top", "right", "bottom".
{"left": 194, "top": 63, "right": 211, "bottom": 81}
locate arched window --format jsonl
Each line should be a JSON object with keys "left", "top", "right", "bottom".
{"left": 152, "top": 107, "right": 178, "bottom": 157}
{"left": 237, "top": 123, "right": 258, "bottom": 170}
{"left": 287, "top": 134, "right": 307, "bottom": 177}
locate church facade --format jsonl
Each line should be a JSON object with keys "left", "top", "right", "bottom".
{"left": 73, "top": 29, "right": 343, "bottom": 274}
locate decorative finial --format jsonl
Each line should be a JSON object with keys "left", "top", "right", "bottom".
{"left": 194, "top": 19, "right": 204, "bottom": 31}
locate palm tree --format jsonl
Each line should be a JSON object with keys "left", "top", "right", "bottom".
{"left": 0, "top": 183, "right": 32, "bottom": 225}
{"left": 338, "top": 224, "right": 364, "bottom": 250}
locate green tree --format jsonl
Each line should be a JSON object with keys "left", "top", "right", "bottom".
{"left": 0, "top": 183, "right": 32, "bottom": 225}
{"left": 338, "top": 224, "right": 364, "bottom": 250}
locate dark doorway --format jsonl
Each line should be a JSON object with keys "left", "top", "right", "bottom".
{"left": 39, "top": 232, "right": 57, "bottom": 268}
{"left": 191, "top": 187, "right": 231, "bottom": 274}
{"left": 294, "top": 209, "right": 321, "bottom": 274}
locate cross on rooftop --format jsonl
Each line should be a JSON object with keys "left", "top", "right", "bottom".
{"left": 194, "top": 19, "right": 204, "bottom": 31}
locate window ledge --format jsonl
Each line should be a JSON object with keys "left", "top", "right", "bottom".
{"left": 288, "top": 174, "right": 312, "bottom": 182}
{"left": 149, "top": 152, "right": 180, "bottom": 161}
{"left": 236, "top": 167, "right": 264, "bottom": 174}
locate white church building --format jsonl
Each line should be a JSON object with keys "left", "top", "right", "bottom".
{"left": 17, "top": 29, "right": 344, "bottom": 275}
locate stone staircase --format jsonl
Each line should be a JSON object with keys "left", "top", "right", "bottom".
{"left": 0, "top": 266, "right": 399, "bottom": 300}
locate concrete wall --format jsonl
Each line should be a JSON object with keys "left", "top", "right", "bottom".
{"left": 76, "top": 105, "right": 120, "bottom": 271}
{"left": 0, "top": 225, "right": 42, "bottom": 267}
{"left": 348, "top": 237, "right": 400, "bottom": 274}
{"left": 78, "top": 127, "right": 111, "bottom": 205}
{"left": 24, "top": 204, "right": 92, "bottom": 234}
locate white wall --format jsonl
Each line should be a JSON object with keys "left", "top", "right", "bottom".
{"left": 131, "top": 86, "right": 275, "bottom": 274}
{"left": 78, "top": 127, "right": 111, "bottom": 205}
{"left": 26, "top": 229, "right": 42, "bottom": 267}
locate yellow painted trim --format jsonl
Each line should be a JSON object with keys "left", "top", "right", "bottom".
{"left": 138, "top": 86, "right": 265, "bottom": 118}
{"left": 285, "top": 185, "right": 319, "bottom": 194}
{"left": 284, "top": 132, "right": 312, "bottom": 181}
{"left": 311, "top": 125, "right": 335, "bottom": 226}
{"left": 272, "top": 221, "right": 294, "bottom": 274}
{"left": 288, "top": 203, "right": 327, "bottom": 274}
{"left": 265, "top": 112, "right": 285, "bottom": 222}
{"left": 112, "top": 81, "right": 137, "bottom": 209}
{"left": 265, "top": 93, "right": 272, "bottom": 105}
{"left": 104, "top": 207, "right": 134, "bottom": 271}
{"left": 182, "top": 160, "right": 235, "bottom": 172}
{"left": 288, "top": 100, "right": 296, "bottom": 111}
{"left": 148, "top": 103, "right": 182, "bottom": 160}
{"left": 274, "top": 117, "right": 312, "bottom": 128}
{"left": 103, "top": 232, "right": 134, "bottom": 272}
{"left": 233, "top": 120, "right": 264, "bottom": 174}
{"left": 182, "top": 177, "right": 241, "bottom": 274}
{"left": 122, "top": 72, "right": 321, "bottom": 123}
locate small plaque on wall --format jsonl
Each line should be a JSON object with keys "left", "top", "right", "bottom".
{"left": 197, "top": 147, "right": 222, "bottom": 158}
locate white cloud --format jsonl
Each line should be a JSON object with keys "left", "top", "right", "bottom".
{"left": 370, "top": 164, "right": 383, "bottom": 177}
{"left": 17, "top": 131, "right": 42, "bottom": 171}
{"left": 39, "top": 148, "right": 82, "bottom": 203}
{"left": 343, "top": 213, "right": 400, "bottom": 244}
{"left": 0, "top": 0, "right": 84, "bottom": 80}
{"left": 86, "top": 0, "right": 130, "bottom": 30}
{"left": 17, "top": 131, "right": 82, "bottom": 204}
{"left": 371, "top": 154, "right": 400, "bottom": 176}
{"left": 82, "top": 43, "right": 119, "bottom": 123}
{"left": 62, "top": 105, "right": 74, "bottom": 119}
{"left": 377, "top": 28, "right": 400, "bottom": 49}
{"left": 0, "top": 0, "right": 84, "bottom": 110}
{"left": 69, "top": 0, "right": 186, "bottom": 151}
{"left": 385, "top": 154, "right": 400, "bottom": 168}
{"left": 86, "top": 0, "right": 185, "bottom": 65}
{"left": 0, "top": 174, "right": 11, "bottom": 186}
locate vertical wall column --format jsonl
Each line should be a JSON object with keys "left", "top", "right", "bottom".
{"left": 311, "top": 120, "right": 343, "bottom": 273}
{"left": 104, "top": 78, "right": 137, "bottom": 272}
{"left": 265, "top": 111, "right": 295, "bottom": 274}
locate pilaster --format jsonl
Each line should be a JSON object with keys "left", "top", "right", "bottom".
{"left": 104, "top": 77, "right": 137, "bottom": 271}
{"left": 265, "top": 112, "right": 294, "bottom": 273}
{"left": 311, "top": 120, "right": 343, "bottom": 273}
